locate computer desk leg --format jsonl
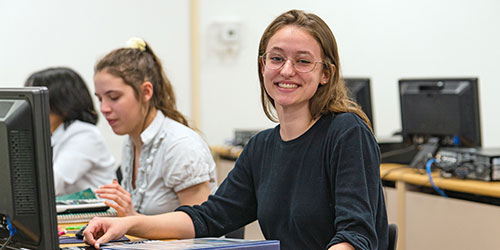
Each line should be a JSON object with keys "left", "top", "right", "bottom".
{"left": 396, "top": 180, "right": 407, "bottom": 250}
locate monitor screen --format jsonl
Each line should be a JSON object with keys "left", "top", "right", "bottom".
{"left": 399, "top": 78, "right": 481, "bottom": 167}
{"left": 0, "top": 87, "right": 59, "bottom": 249}
{"left": 344, "top": 78, "right": 374, "bottom": 130}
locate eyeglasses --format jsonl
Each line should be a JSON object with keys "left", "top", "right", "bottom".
{"left": 261, "top": 52, "right": 325, "bottom": 73}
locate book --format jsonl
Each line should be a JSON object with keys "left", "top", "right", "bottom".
{"left": 57, "top": 199, "right": 109, "bottom": 213}
{"left": 57, "top": 209, "right": 118, "bottom": 223}
{"left": 98, "top": 238, "right": 280, "bottom": 249}
{"left": 56, "top": 188, "right": 117, "bottom": 223}
{"left": 56, "top": 188, "right": 98, "bottom": 201}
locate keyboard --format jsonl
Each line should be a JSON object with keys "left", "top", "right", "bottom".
{"left": 56, "top": 199, "right": 109, "bottom": 214}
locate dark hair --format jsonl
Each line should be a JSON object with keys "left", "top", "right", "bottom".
{"left": 257, "top": 9, "right": 372, "bottom": 131}
{"left": 25, "top": 67, "right": 98, "bottom": 127}
{"left": 94, "top": 39, "right": 189, "bottom": 127}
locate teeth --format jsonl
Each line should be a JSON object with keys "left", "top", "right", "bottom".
{"left": 278, "top": 83, "right": 298, "bottom": 89}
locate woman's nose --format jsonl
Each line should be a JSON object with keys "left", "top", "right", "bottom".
{"left": 280, "top": 59, "right": 296, "bottom": 77}
{"left": 100, "top": 100, "right": 111, "bottom": 114}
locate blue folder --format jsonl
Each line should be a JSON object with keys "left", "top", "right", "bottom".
{"left": 100, "top": 238, "right": 280, "bottom": 249}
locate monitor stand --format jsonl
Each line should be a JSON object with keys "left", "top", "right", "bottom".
{"left": 410, "top": 137, "right": 440, "bottom": 169}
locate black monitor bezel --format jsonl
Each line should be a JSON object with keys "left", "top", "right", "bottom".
{"left": 0, "top": 87, "right": 59, "bottom": 249}
{"left": 398, "top": 77, "right": 482, "bottom": 147}
{"left": 344, "top": 77, "right": 374, "bottom": 130}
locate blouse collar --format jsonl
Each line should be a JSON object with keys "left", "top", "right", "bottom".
{"left": 140, "top": 111, "right": 165, "bottom": 145}
{"left": 50, "top": 122, "right": 66, "bottom": 147}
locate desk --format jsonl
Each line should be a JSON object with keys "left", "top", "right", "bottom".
{"left": 211, "top": 145, "right": 242, "bottom": 160}
{"left": 59, "top": 222, "right": 278, "bottom": 249}
{"left": 58, "top": 222, "right": 141, "bottom": 248}
{"left": 381, "top": 164, "right": 500, "bottom": 250}
{"left": 59, "top": 222, "right": 91, "bottom": 248}
{"left": 381, "top": 163, "right": 500, "bottom": 198}
{"left": 212, "top": 146, "right": 500, "bottom": 250}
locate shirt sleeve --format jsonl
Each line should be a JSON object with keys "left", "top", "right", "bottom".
{"left": 327, "top": 123, "right": 382, "bottom": 250}
{"left": 53, "top": 127, "right": 106, "bottom": 196}
{"left": 163, "top": 137, "right": 215, "bottom": 193}
{"left": 175, "top": 142, "right": 258, "bottom": 237}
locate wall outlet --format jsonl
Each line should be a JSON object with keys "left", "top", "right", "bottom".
{"left": 219, "top": 22, "right": 241, "bottom": 43}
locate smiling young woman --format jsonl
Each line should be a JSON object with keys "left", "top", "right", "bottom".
{"left": 260, "top": 25, "right": 330, "bottom": 140}
{"left": 84, "top": 11, "right": 388, "bottom": 250}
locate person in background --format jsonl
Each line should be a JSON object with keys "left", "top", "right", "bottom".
{"left": 92, "top": 37, "right": 217, "bottom": 217}
{"left": 25, "top": 67, "right": 116, "bottom": 196}
{"left": 84, "top": 10, "right": 388, "bottom": 250}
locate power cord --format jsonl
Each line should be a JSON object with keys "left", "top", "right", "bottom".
{"left": 380, "top": 144, "right": 417, "bottom": 160}
{"left": 0, "top": 235, "right": 12, "bottom": 250}
{"left": 425, "top": 159, "right": 447, "bottom": 197}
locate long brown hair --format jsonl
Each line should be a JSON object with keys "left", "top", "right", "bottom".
{"left": 95, "top": 40, "right": 189, "bottom": 127}
{"left": 257, "top": 10, "right": 372, "bottom": 131}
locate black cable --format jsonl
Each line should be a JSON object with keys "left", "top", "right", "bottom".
{"left": 381, "top": 165, "right": 410, "bottom": 206}
{"left": 381, "top": 165, "right": 409, "bottom": 180}
{"left": 0, "top": 234, "right": 13, "bottom": 250}
{"left": 0, "top": 237, "right": 23, "bottom": 250}
{"left": 380, "top": 144, "right": 417, "bottom": 160}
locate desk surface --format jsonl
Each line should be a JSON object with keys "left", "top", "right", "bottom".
{"left": 59, "top": 222, "right": 88, "bottom": 248}
{"left": 212, "top": 145, "right": 500, "bottom": 199}
{"left": 59, "top": 222, "right": 142, "bottom": 248}
{"left": 59, "top": 222, "right": 278, "bottom": 249}
{"left": 211, "top": 145, "right": 242, "bottom": 159}
{"left": 381, "top": 163, "right": 500, "bottom": 198}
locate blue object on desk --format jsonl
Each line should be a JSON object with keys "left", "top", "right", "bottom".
{"left": 99, "top": 238, "right": 279, "bottom": 249}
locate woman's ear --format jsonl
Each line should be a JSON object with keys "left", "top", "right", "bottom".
{"left": 321, "top": 64, "right": 336, "bottom": 85}
{"left": 141, "top": 81, "right": 154, "bottom": 102}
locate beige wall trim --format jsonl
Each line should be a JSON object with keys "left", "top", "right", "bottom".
{"left": 189, "top": 0, "right": 201, "bottom": 129}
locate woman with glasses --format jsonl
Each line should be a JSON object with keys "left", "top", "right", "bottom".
{"left": 92, "top": 38, "right": 217, "bottom": 217}
{"left": 84, "top": 9, "right": 388, "bottom": 250}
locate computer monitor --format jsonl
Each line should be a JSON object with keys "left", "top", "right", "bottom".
{"left": 344, "top": 78, "right": 374, "bottom": 131}
{"left": 0, "top": 87, "right": 59, "bottom": 249}
{"left": 398, "top": 78, "right": 481, "bottom": 168}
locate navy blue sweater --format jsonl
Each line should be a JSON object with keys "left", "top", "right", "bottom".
{"left": 177, "top": 113, "right": 389, "bottom": 249}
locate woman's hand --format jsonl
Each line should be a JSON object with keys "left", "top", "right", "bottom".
{"left": 83, "top": 217, "right": 130, "bottom": 249}
{"left": 96, "top": 179, "right": 139, "bottom": 217}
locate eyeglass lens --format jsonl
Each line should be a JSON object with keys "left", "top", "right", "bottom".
{"left": 262, "top": 53, "right": 321, "bottom": 73}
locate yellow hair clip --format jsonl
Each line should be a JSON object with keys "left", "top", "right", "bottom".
{"left": 126, "top": 37, "right": 146, "bottom": 51}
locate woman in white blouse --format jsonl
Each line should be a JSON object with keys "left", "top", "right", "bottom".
{"left": 93, "top": 38, "right": 217, "bottom": 217}
{"left": 25, "top": 67, "right": 116, "bottom": 196}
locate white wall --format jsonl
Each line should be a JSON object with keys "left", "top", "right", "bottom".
{"left": 0, "top": 0, "right": 191, "bottom": 162}
{"left": 200, "top": 0, "right": 500, "bottom": 148}
{"left": 1, "top": 0, "right": 499, "bottom": 165}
